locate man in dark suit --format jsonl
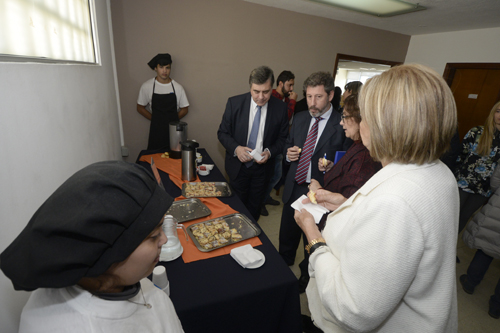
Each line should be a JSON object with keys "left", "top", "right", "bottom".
{"left": 218, "top": 66, "right": 288, "bottom": 221}
{"left": 279, "top": 71, "right": 349, "bottom": 292}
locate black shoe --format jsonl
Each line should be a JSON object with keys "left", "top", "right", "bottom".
{"left": 265, "top": 197, "right": 280, "bottom": 206}
{"left": 302, "top": 315, "right": 324, "bottom": 333}
{"left": 260, "top": 206, "right": 269, "bottom": 216}
{"left": 489, "top": 297, "right": 500, "bottom": 319}
{"left": 459, "top": 274, "right": 475, "bottom": 294}
{"left": 298, "top": 275, "right": 310, "bottom": 294}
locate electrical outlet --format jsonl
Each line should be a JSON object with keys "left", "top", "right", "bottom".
{"left": 121, "top": 146, "right": 129, "bottom": 157}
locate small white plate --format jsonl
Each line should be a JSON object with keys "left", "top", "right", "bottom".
{"left": 245, "top": 249, "right": 265, "bottom": 269}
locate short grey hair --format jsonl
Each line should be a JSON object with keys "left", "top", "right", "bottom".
{"left": 303, "top": 72, "right": 335, "bottom": 95}
{"left": 249, "top": 66, "right": 274, "bottom": 86}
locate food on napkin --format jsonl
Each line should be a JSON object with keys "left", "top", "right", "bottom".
{"left": 230, "top": 244, "right": 262, "bottom": 268}
{"left": 307, "top": 191, "right": 317, "bottom": 204}
{"left": 291, "top": 194, "right": 329, "bottom": 224}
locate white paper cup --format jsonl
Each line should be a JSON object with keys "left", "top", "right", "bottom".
{"left": 152, "top": 266, "right": 168, "bottom": 289}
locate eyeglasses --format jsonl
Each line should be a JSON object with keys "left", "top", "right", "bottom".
{"left": 341, "top": 113, "right": 353, "bottom": 120}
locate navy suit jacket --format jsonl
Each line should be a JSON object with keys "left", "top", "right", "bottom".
{"left": 217, "top": 92, "right": 288, "bottom": 181}
{"left": 282, "top": 110, "right": 349, "bottom": 204}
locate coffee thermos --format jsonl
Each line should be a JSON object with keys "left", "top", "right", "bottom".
{"left": 181, "top": 140, "right": 199, "bottom": 181}
{"left": 169, "top": 121, "right": 187, "bottom": 159}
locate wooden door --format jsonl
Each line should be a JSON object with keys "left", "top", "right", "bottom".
{"left": 444, "top": 64, "right": 500, "bottom": 140}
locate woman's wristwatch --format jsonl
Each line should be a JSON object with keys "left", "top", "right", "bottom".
{"left": 305, "top": 237, "right": 327, "bottom": 255}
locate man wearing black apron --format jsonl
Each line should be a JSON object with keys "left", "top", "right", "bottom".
{"left": 137, "top": 53, "right": 189, "bottom": 150}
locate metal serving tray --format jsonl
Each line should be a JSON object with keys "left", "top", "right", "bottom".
{"left": 166, "top": 198, "right": 212, "bottom": 223}
{"left": 187, "top": 213, "right": 261, "bottom": 252}
{"left": 182, "top": 181, "right": 232, "bottom": 198}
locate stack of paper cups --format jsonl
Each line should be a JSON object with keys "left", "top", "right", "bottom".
{"left": 152, "top": 266, "right": 170, "bottom": 296}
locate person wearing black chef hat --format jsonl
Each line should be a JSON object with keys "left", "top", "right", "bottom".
{"left": 0, "top": 161, "right": 184, "bottom": 332}
{"left": 137, "top": 53, "right": 190, "bottom": 150}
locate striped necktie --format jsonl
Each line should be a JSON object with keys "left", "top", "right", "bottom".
{"left": 295, "top": 117, "right": 322, "bottom": 184}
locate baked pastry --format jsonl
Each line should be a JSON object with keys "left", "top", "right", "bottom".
{"left": 184, "top": 182, "right": 223, "bottom": 198}
{"left": 191, "top": 218, "right": 244, "bottom": 250}
{"left": 307, "top": 191, "right": 317, "bottom": 204}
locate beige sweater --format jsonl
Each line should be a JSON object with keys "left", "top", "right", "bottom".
{"left": 307, "top": 162, "right": 459, "bottom": 332}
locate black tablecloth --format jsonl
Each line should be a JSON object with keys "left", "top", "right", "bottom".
{"left": 138, "top": 148, "right": 301, "bottom": 333}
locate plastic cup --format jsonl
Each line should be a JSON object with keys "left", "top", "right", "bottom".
{"left": 152, "top": 266, "right": 168, "bottom": 290}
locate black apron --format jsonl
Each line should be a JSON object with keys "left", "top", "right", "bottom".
{"left": 147, "top": 79, "right": 179, "bottom": 150}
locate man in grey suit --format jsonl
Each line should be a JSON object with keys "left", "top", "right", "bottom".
{"left": 279, "top": 71, "right": 349, "bottom": 292}
{"left": 218, "top": 66, "right": 288, "bottom": 221}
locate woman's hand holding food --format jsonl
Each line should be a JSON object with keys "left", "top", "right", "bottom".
{"left": 303, "top": 188, "right": 347, "bottom": 212}
{"left": 318, "top": 158, "right": 333, "bottom": 172}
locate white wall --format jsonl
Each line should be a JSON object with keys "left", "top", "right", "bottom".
{"left": 334, "top": 69, "right": 348, "bottom": 92}
{"left": 111, "top": 0, "right": 410, "bottom": 171}
{"left": 0, "top": 1, "right": 122, "bottom": 332}
{"left": 405, "top": 27, "right": 500, "bottom": 75}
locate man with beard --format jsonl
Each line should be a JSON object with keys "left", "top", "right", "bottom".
{"left": 261, "top": 71, "right": 298, "bottom": 216}
{"left": 272, "top": 70, "right": 298, "bottom": 124}
{"left": 278, "top": 71, "right": 349, "bottom": 293}
{"left": 218, "top": 66, "right": 288, "bottom": 221}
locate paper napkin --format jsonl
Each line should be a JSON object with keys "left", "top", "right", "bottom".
{"left": 291, "top": 194, "right": 330, "bottom": 224}
{"left": 230, "top": 244, "right": 262, "bottom": 268}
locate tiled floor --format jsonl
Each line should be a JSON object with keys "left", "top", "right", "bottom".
{"left": 258, "top": 189, "right": 500, "bottom": 332}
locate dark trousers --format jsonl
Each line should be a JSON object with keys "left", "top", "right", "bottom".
{"left": 264, "top": 154, "right": 283, "bottom": 202}
{"left": 458, "top": 189, "right": 489, "bottom": 233}
{"left": 230, "top": 162, "right": 270, "bottom": 222}
{"left": 466, "top": 249, "right": 500, "bottom": 309}
{"left": 279, "top": 182, "right": 310, "bottom": 277}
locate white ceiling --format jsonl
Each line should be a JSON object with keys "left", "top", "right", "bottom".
{"left": 243, "top": 0, "right": 500, "bottom": 35}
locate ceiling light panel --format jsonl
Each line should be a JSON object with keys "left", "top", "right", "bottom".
{"left": 306, "top": 0, "right": 426, "bottom": 17}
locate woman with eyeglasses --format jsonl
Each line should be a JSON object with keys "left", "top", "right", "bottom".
{"left": 305, "top": 94, "right": 381, "bottom": 222}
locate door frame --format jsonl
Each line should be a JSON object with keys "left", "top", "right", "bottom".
{"left": 443, "top": 63, "right": 500, "bottom": 101}
{"left": 332, "top": 53, "right": 402, "bottom": 82}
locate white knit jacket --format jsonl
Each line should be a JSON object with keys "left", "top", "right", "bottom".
{"left": 307, "top": 162, "right": 459, "bottom": 332}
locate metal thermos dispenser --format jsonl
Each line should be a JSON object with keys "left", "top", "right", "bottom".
{"left": 181, "top": 140, "right": 199, "bottom": 181}
{"left": 169, "top": 121, "right": 187, "bottom": 159}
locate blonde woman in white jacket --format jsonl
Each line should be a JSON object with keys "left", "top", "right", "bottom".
{"left": 295, "top": 64, "right": 459, "bottom": 332}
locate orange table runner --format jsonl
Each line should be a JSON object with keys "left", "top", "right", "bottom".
{"left": 139, "top": 153, "right": 262, "bottom": 263}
